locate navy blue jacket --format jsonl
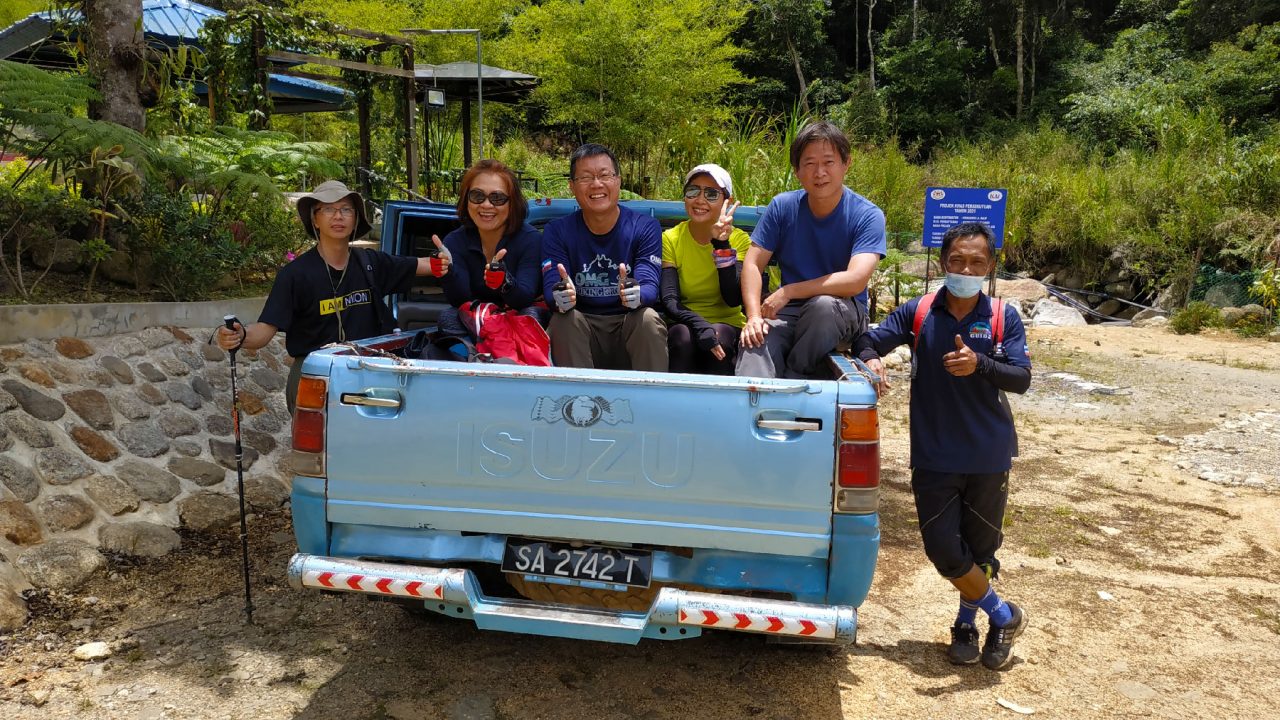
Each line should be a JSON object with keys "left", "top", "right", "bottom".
{"left": 439, "top": 223, "right": 543, "bottom": 310}
{"left": 866, "top": 291, "right": 1032, "bottom": 474}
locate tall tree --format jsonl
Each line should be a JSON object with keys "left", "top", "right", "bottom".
{"left": 498, "top": 0, "right": 746, "bottom": 162}
{"left": 83, "top": 0, "right": 145, "bottom": 131}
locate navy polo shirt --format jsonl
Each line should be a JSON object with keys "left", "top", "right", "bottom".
{"left": 867, "top": 291, "right": 1031, "bottom": 474}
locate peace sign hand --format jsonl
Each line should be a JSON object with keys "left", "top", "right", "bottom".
{"left": 712, "top": 200, "right": 741, "bottom": 243}
{"left": 711, "top": 200, "right": 741, "bottom": 269}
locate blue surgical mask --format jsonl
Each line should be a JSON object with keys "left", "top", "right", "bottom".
{"left": 945, "top": 272, "right": 985, "bottom": 299}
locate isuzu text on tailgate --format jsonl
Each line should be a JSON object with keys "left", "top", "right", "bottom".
{"left": 284, "top": 199, "right": 882, "bottom": 645}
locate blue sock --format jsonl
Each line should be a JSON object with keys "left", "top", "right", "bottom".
{"left": 956, "top": 597, "right": 979, "bottom": 627}
{"left": 976, "top": 586, "right": 1014, "bottom": 627}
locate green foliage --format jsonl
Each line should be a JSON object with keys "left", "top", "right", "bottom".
{"left": 0, "top": 163, "right": 95, "bottom": 299}
{"left": 1169, "top": 301, "right": 1224, "bottom": 334}
{"left": 497, "top": 0, "right": 747, "bottom": 164}
{"left": 0, "top": 0, "right": 44, "bottom": 28}
{"left": 878, "top": 37, "right": 985, "bottom": 147}
{"left": 1251, "top": 266, "right": 1280, "bottom": 312}
{"left": 0, "top": 60, "right": 151, "bottom": 178}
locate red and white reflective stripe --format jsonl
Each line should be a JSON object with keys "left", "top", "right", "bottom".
{"left": 677, "top": 608, "right": 834, "bottom": 639}
{"left": 302, "top": 570, "right": 443, "bottom": 599}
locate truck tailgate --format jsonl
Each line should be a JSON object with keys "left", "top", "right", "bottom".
{"left": 322, "top": 358, "right": 840, "bottom": 558}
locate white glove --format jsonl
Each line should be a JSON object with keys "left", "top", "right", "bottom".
{"left": 618, "top": 263, "right": 642, "bottom": 309}
{"left": 553, "top": 263, "right": 577, "bottom": 313}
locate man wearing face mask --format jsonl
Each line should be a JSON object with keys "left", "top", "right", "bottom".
{"left": 860, "top": 222, "right": 1033, "bottom": 672}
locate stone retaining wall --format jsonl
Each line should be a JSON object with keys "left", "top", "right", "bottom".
{"left": 0, "top": 327, "right": 292, "bottom": 630}
{"left": 0, "top": 298, "right": 267, "bottom": 345}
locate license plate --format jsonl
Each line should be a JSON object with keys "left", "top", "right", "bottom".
{"left": 501, "top": 538, "right": 653, "bottom": 589}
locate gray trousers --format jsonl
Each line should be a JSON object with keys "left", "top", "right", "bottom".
{"left": 735, "top": 295, "right": 859, "bottom": 379}
{"left": 550, "top": 307, "right": 668, "bottom": 372}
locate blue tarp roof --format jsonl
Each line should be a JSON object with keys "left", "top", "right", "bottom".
{"left": 0, "top": 0, "right": 349, "bottom": 111}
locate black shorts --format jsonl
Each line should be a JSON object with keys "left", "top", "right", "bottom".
{"left": 910, "top": 469, "right": 1009, "bottom": 580}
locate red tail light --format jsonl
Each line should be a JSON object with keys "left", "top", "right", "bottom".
{"left": 293, "top": 409, "right": 325, "bottom": 453}
{"left": 838, "top": 443, "right": 879, "bottom": 488}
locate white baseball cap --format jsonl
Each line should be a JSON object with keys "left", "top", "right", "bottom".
{"left": 683, "top": 163, "right": 733, "bottom": 198}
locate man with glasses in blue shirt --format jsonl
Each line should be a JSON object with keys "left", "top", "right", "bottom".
{"left": 540, "top": 144, "right": 667, "bottom": 371}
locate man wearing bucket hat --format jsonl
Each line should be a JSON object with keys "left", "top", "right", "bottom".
{"left": 215, "top": 180, "right": 443, "bottom": 409}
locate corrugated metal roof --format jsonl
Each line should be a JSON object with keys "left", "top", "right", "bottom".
{"left": 0, "top": 0, "right": 349, "bottom": 109}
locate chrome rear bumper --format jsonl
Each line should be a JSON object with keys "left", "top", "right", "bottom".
{"left": 288, "top": 553, "right": 856, "bottom": 645}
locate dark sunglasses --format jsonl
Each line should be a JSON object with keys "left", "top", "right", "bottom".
{"left": 683, "top": 185, "right": 724, "bottom": 202}
{"left": 466, "top": 189, "right": 510, "bottom": 206}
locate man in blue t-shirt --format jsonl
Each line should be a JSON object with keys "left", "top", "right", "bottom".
{"left": 861, "top": 222, "right": 1033, "bottom": 671}
{"left": 540, "top": 144, "right": 667, "bottom": 371}
{"left": 737, "top": 121, "right": 887, "bottom": 379}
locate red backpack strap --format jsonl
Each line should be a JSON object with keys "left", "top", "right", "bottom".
{"left": 990, "top": 297, "right": 1005, "bottom": 345}
{"left": 911, "top": 292, "right": 937, "bottom": 352}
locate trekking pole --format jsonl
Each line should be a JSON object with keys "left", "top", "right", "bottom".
{"left": 223, "top": 315, "right": 255, "bottom": 625}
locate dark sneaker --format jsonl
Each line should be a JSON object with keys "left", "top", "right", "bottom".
{"left": 947, "top": 623, "right": 981, "bottom": 665}
{"left": 981, "top": 602, "right": 1027, "bottom": 670}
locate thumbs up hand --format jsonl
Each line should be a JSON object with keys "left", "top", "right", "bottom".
{"left": 484, "top": 248, "right": 508, "bottom": 290}
{"left": 943, "top": 333, "right": 978, "bottom": 377}
{"left": 552, "top": 263, "right": 577, "bottom": 313}
{"left": 429, "top": 235, "right": 452, "bottom": 277}
{"left": 618, "top": 262, "right": 641, "bottom": 309}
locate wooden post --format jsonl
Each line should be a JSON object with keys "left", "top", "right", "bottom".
{"left": 402, "top": 43, "right": 419, "bottom": 194}
{"left": 358, "top": 50, "right": 372, "bottom": 200}
{"left": 250, "top": 16, "right": 271, "bottom": 130}
{"left": 461, "top": 96, "right": 473, "bottom": 169}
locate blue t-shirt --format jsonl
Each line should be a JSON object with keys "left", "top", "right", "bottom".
{"left": 540, "top": 205, "right": 662, "bottom": 316}
{"left": 750, "top": 187, "right": 887, "bottom": 308}
{"left": 867, "top": 292, "right": 1032, "bottom": 474}
{"left": 439, "top": 223, "right": 542, "bottom": 310}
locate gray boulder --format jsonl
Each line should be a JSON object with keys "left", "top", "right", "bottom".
{"left": 17, "top": 539, "right": 106, "bottom": 590}
{"left": 85, "top": 474, "right": 140, "bottom": 516}
{"left": 179, "top": 493, "right": 239, "bottom": 531}
{"left": 0, "top": 584, "right": 26, "bottom": 631}
{"left": 35, "top": 447, "right": 93, "bottom": 485}
{"left": 98, "top": 521, "right": 181, "bottom": 557}
{"left": 38, "top": 494, "right": 97, "bottom": 531}
{"left": 0, "top": 456, "right": 38, "bottom": 502}
{"left": 1031, "top": 299, "right": 1088, "bottom": 327}
{"left": 1, "top": 380, "right": 65, "bottom": 421}
{"left": 4, "top": 413, "right": 54, "bottom": 448}
{"left": 167, "top": 457, "right": 226, "bottom": 487}
{"left": 115, "top": 460, "right": 181, "bottom": 503}
{"left": 116, "top": 421, "right": 170, "bottom": 458}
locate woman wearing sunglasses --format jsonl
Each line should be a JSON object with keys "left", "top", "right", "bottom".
{"left": 435, "top": 159, "right": 546, "bottom": 328}
{"left": 660, "top": 163, "right": 751, "bottom": 374}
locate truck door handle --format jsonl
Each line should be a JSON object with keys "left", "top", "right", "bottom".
{"left": 339, "top": 393, "right": 402, "bottom": 409}
{"left": 756, "top": 419, "right": 822, "bottom": 432}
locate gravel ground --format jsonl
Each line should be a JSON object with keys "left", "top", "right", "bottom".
{"left": 1, "top": 325, "right": 1278, "bottom": 720}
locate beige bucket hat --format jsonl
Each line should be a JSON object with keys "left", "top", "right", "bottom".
{"left": 296, "top": 180, "right": 371, "bottom": 240}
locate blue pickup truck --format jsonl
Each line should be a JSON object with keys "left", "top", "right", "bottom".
{"left": 285, "top": 198, "right": 882, "bottom": 645}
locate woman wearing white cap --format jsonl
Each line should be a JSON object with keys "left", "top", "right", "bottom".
{"left": 660, "top": 164, "right": 751, "bottom": 374}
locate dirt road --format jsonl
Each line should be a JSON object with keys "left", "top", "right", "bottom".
{"left": 2, "top": 326, "right": 1278, "bottom": 719}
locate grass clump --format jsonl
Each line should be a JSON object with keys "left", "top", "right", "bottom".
{"left": 1169, "top": 301, "right": 1224, "bottom": 334}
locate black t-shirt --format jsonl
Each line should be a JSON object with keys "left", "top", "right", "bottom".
{"left": 259, "top": 246, "right": 418, "bottom": 358}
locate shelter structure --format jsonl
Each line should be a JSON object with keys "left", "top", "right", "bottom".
{"left": 413, "top": 61, "right": 537, "bottom": 170}
{"left": 0, "top": 0, "right": 348, "bottom": 113}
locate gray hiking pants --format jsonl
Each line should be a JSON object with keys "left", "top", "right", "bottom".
{"left": 550, "top": 307, "right": 668, "bottom": 372}
{"left": 735, "top": 295, "right": 859, "bottom": 379}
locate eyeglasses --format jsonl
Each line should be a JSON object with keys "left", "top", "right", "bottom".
{"left": 683, "top": 185, "right": 724, "bottom": 202}
{"left": 466, "top": 189, "right": 511, "bottom": 206}
{"left": 571, "top": 170, "right": 619, "bottom": 185}
{"left": 316, "top": 206, "right": 355, "bottom": 218}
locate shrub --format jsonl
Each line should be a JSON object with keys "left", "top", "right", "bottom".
{"left": 1169, "top": 301, "right": 1225, "bottom": 335}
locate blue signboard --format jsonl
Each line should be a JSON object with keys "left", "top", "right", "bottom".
{"left": 922, "top": 187, "right": 1008, "bottom": 248}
